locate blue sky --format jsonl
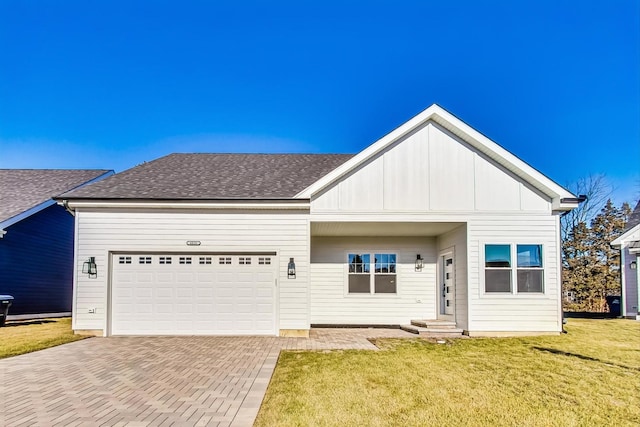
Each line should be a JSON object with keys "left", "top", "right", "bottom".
{"left": 1, "top": 1, "right": 638, "bottom": 205}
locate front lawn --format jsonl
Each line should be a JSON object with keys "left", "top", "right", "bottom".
{"left": 256, "top": 319, "right": 640, "bottom": 426}
{"left": 0, "top": 317, "right": 86, "bottom": 359}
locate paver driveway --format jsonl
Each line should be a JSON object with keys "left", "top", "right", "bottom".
{"left": 0, "top": 328, "right": 413, "bottom": 427}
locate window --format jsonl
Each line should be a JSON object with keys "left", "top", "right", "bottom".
{"left": 139, "top": 256, "right": 152, "bottom": 264}
{"left": 239, "top": 257, "right": 251, "bottom": 265}
{"left": 258, "top": 257, "right": 271, "bottom": 265}
{"left": 484, "top": 244, "right": 544, "bottom": 293}
{"left": 348, "top": 253, "right": 397, "bottom": 294}
{"left": 118, "top": 256, "right": 132, "bottom": 264}
{"left": 517, "top": 245, "right": 543, "bottom": 292}
{"left": 348, "top": 254, "right": 370, "bottom": 293}
{"left": 219, "top": 257, "right": 231, "bottom": 265}
{"left": 199, "top": 257, "right": 212, "bottom": 265}
{"left": 159, "top": 256, "right": 172, "bottom": 265}
{"left": 179, "top": 257, "right": 192, "bottom": 265}
{"left": 485, "top": 245, "right": 511, "bottom": 292}
{"left": 374, "top": 253, "right": 396, "bottom": 293}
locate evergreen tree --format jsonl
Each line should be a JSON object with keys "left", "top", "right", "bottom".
{"left": 562, "top": 199, "right": 630, "bottom": 312}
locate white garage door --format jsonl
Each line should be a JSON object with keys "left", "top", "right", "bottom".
{"left": 110, "top": 254, "right": 277, "bottom": 336}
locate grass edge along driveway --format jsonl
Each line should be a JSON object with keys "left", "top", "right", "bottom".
{"left": 0, "top": 317, "right": 86, "bottom": 359}
{"left": 256, "top": 319, "right": 640, "bottom": 426}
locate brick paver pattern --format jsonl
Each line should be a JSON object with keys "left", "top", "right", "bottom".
{"left": 0, "top": 328, "right": 413, "bottom": 427}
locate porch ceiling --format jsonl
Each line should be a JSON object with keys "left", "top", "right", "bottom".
{"left": 311, "top": 221, "right": 463, "bottom": 237}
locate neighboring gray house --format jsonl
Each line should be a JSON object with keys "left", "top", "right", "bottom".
{"left": 612, "top": 200, "right": 640, "bottom": 319}
{"left": 0, "top": 169, "right": 113, "bottom": 316}
{"left": 57, "top": 105, "right": 580, "bottom": 337}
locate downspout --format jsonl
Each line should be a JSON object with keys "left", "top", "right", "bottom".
{"left": 559, "top": 194, "right": 588, "bottom": 333}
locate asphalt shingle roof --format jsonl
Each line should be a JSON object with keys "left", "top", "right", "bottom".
{"left": 0, "top": 169, "right": 113, "bottom": 223}
{"left": 59, "top": 153, "right": 354, "bottom": 200}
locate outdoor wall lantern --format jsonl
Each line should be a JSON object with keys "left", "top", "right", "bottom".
{"left": 415, "top": 254, "right": 424, "bottom": 272}
{"left": 287, "top": 257, "right": 296, "bottom": 279}
{"left": 631, "top": 261, "right": 637, "bottom": 270}
{"left": 83, "top": 257, "right": 97, "bottom": 278}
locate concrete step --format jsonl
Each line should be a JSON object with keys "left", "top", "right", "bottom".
{"left": 410, "top": 319, "right": 457, "bottom": 328}
{"left": 401, "top": 324, "right": 464, "bottom": 336}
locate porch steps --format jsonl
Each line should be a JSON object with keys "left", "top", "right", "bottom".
{"left": 401, "top": 319, "right": 464, "bottom": 337}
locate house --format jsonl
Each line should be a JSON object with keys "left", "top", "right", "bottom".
{"left": 612, "top": 200, "right": 640, "bottom": 320}
{"left": 0, "top": 169, "right": 114, "bottom": 316}
{"left": 57, "top": 105, "right": 580, "bottom": 337}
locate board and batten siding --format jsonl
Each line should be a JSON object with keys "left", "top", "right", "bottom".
{"left": 312, "top": 121, "right": 551, "bottom": 214}
{"left": 72, "top": 209, "right": 310, "bottom": 334}
{"left": 437, "top": 225, "right": 468, "bottom": 330}
{"left": 310, "top": 236, "right": 437, "bottom": 325}
{"left": 466, "top": 214, "right": 562, "bottom": 333}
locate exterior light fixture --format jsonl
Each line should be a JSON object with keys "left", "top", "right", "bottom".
{"left": 415, "top": 254, "right": 423, "bottom": 272}
{"left": 287, "top": 257, "right": 296, "bottom": 279}
{"left": 631, "top": 261, "right": 637, "bottom": 270}
{"left": 82, "top": 257, "right": 97, "bottom": 278}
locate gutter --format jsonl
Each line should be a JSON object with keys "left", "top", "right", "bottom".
{"left": 560, "top": 195, "right": 588, "bottom": 204}
{"left": 59, "top": 199, "right": 311, "bottom": 211}
{"left": 61, "top": 200, "right": 75, "bottom": 216}
{"left": 559, "top": 194, "right": 587, "bottom": 217}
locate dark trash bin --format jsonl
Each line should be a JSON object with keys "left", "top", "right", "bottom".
{"left": 605, "top": 295, "right": 621, "bottom": 317}
{"left": 0, "top": 295, "right": 14, "bottom": 327}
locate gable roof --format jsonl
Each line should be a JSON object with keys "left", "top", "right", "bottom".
{"left": 612, "top": 200, "right": 640, "bottom": 246}
{"left": 0, "top": 169, "right": 113, "bottom": 227}
{"left": 294, "top": 104, "right": 578, "bottom": 211}
{"left": 59, "top": 154, "right": 354, "bottom": 200}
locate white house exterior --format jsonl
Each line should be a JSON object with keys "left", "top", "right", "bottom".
{"left": 58, "top": 105, "right": 580, "bottom": 337}
{"left": 612, "top": 201, "right": 640, "bottom": 319}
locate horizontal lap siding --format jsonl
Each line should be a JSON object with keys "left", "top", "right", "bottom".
{"left": 310, "top": 236, "right": 437, "bottom": 325}
{"left": 467, "top": 215, "right": 561, "bottom": 332}
{"left": 0, "top": 205, "right": 73, "bottom": 314}
{"left": 73, "top": 210, "right": 310, "bottom": 332}
{"left": 623, "top": 247, "right": 638, "bottom": 316}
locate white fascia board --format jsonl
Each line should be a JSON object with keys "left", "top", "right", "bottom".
{"left": 63, "top": 200, "right": 310, "bottom": 210}
{"left": 612, "top": 224, "right": 640, "bottom": 246}
{"left": 0, "top": 199, "right": 57, "bottom": 231}
{"left": 295, "top": 104, "right": 577, "bottom": 206}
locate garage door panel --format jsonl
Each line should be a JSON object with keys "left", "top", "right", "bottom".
{"left": 215, "top": 287, "right": 234, "bottom": 298}
{"left": 137, "top": 272, "right": 153, "bottom": 282}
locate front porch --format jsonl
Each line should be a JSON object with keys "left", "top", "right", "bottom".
{"left": 309, "top": 221, "right": 468, "bottom": 331}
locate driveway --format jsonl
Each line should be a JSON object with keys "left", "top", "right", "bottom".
{"left": 0, "top": 329, "right": 413, "bottom": 426}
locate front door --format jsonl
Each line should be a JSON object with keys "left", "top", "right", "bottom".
{"left": 439, "top": 253, "right": 455, "bottom": 318}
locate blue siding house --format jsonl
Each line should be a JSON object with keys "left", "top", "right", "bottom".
{"left": 0, "top": 169, "right": 113, "bottom": 316}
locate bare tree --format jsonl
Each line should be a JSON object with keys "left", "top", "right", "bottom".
{"left": 561, "top": 174, "right": 614, "bottom": 239}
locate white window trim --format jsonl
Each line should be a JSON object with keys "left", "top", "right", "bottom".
{"left": 480, "top": 241, "right": 549, "bottom": 298}
{"left": 344, "top": 251, "right": 399, "bottom": 296}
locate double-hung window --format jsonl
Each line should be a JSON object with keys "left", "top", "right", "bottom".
{"left": 484, "top": 244, "right": 544, "bottom": 293}
{"left": 348, "top": 253, "right": 397, "bottom": 294}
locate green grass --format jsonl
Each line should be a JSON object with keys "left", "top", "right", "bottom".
{"left": 0, "top": 317, "right": 86, "bottom": 359}
{"left": 256, "top": 319, "right": 640, "bottom": 426}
